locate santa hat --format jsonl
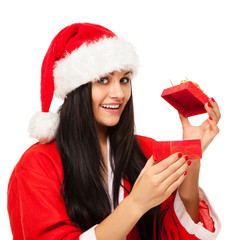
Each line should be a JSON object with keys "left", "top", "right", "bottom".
{"left": 28, "top": 23, "right": 139, "bottom": 144}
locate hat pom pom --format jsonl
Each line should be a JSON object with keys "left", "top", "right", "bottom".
{"left": 28, "top": 111, "right": 60, "bottom": 144}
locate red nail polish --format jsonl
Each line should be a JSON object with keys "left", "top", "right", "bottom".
{"left": 211, "top": 97, "right": 216, "bottom": 102}
{"left": 187, "top": 160, "right": 192, "bottom": 166}
{"left": 184, "top": 171, "right": 187, "bottom": 176}
{"left": 178, "top": 153, "right": 182, "bottom": 158}
{"left": 209, "top": 116, "right": 213, "bottom": 120}
{"left": 208, "top": 102, "right": 211, "bottom": 108}
{"left": 184, "top": 155, "right": 189, "bottom": 160}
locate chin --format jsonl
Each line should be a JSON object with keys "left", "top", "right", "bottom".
{"left": 106, "top": 121, "right": 120, "bottom": 127}
{"left": 96, "top": 115, "right": 122, "bottom": 128}
{"left": 102, "top": 118, "right": 121, "bottom": 127}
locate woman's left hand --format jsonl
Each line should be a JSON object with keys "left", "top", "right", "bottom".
{"left": 179, "top": 97, "right": 221, "bottom": 153}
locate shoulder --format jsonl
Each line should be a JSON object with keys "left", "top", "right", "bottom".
{"left": 135, "top": 135, "right": 157, "bottom": 159}
{"left": 13, "top": 141, "right": 63, "bottom": 183}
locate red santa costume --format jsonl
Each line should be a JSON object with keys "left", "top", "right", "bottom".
{"left": 7, "top": 23, "right": 221, "bottom": 239}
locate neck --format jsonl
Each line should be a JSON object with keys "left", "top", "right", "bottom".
{"left": 96, "top": 123, "right": 108, "bottom": 146}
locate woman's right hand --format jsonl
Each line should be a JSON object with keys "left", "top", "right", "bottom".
{"left": 128, "top": 153, "right": 190, "bottom": 215}
{"left": 95, "top": 153, "right": 190, "bottom": 240}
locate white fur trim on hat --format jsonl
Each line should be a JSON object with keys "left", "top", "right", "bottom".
{"left": 53, "top": 36, "right": 139, "bottom": 99}
{"left": 28, "top": 111, "right": 60, "bottom": 144}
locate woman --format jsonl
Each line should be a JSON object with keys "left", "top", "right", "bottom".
{"left": 7, "top": 23, "right": 221, "bottom": 239}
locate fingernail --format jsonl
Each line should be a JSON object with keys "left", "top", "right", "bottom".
{"left": 178, "top": 153, "right": 183, "bottom": 158}
{"left": 184, "top": 155, "right": 189, "bottom": 160}
{"left": 208, "top": 102, "right": 211, "bottom": 108}
{"left": 187, "top": 160, "right": 192, "bottom": 166}
{"left": 184, "top": 171, "right": 188, "bottom": 176}
{"left": 209, "top": 116, "right": 213, "bottom": 120}
{"left": 211, "top": 97, "right": 216, "bottom": 102}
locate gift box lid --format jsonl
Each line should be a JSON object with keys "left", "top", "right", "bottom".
{"left": 161, "top": 81, "right": 209, "bottom": 117}
{"left": 153, "top": 139, "right": 202, "bottom": 162}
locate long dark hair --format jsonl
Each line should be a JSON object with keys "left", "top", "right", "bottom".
{"left": 56, "top": 82, "right": 157, "bottom": 239}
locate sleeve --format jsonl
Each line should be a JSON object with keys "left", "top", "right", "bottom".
{"left": 7, "top": 150, "right": 98, "bottom": 240}
{"left": 136, "top": 135, "right": 221, "bottom": 239}
{"left": 79, "top": 225, "right": 98, "bottom": 240}
{"left": 156, "top": 188, "right": 221, "bottom": 240}
{"left": 173, "top": 188, "right": 221, "bottom": 239}
{"left": 136, "top": 135, "right": 155, "bottom": 159}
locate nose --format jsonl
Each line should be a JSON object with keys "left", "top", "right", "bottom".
{"left": 109, "top": 82, "right": 124, "bottom": 99}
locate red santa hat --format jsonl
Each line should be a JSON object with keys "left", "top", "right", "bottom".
{"left": 28, "top": 23, "right": 139, "bottom": 143}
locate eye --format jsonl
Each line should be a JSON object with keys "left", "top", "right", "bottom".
{"left": 120, "top": 77, "right": 130, "bottom": 84}
{"left": 97, "top": 77, "right": 109, "bottom": 84}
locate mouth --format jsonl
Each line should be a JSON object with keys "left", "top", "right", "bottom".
{"left": 100, "top": 104, "right": 121, "bottom": 109}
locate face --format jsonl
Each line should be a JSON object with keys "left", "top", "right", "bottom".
{"left": 91, "top": 70, "right": 132, "bottom": 131}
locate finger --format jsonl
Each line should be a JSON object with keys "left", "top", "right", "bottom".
{"left": 164, "top": 172, "right": 187, "bottom": 197}
{"left": 209, "top": 97, "right": 221, "bottom": 122}
{"left": 138, "top": 156, "right": 155, "bottom": 178}
{"left": 135, "top": 156, "right": 155, "bottom": 185}
{"left": 161, "top": 164, "right": 188, "bottom": 192}
{"left": 178, "top": 113, "right": 191, "bottom": 129}
{"left": 205, "top": 102, "right": 218, "bottom": 122}
{"left": 161, "top": 160, "right": 189, "bottom": 192}
{"left": 151, "top": 152, "right": 183, "bottom": 175}
{"left": 206, "top": 98, "right": 221, "bottom": 123}
{"left": 156, "top": 155, "right": 190, "bottom": 183}
{"left": 208, "top": 116, "right": 220, "bottom": 136}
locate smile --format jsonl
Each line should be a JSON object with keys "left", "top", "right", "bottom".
{"left": 100, "top": 104, "right": 120, "bottom": 109}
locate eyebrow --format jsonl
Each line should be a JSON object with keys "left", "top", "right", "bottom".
{"left": 124, "top": 71, "right": 132, "bottom": 76}
{"left": 109, "top": 71, "right": 132, "bottom": 76}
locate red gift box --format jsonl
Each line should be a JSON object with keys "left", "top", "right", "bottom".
{"left": 161, "top": 81, "right": 209, "bottom": 117}
{"left": 153, "top": 139, "right": 202, "bottom": 162}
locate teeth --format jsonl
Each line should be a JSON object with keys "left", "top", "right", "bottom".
{"left": 101, "top": 104, "right": 120, "bottom": 109}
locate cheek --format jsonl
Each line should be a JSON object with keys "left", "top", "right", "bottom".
{"left": 91, "top": 95, "right": 98, "bottom": 108}
{"left": 124, "top": 87, "right": 132, "bottom": 103}
{"left": 120, "top": 88, "right": 131, "bottom": 112}
{"left": 91, "top": 84, "right": 102, "bottom": 104}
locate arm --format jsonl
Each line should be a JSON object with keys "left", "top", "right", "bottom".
{"left": 94, "top": 195, "right": 141, "bottom": 240}
{"left": 156, "top": 188, "right": 220, "bottom": 240}
{"left": 8, "top": 166, "right": 83, "bottom": 240}
{"left": 95, "top": 153, "right": 190, "bottom": 240}
{"left": 178, "top": 159, "right": 200, "bottom": 222}
{"left": 178, "top": 98, "right": 221, "bottom": 223}
{"left": 9, "top": 145, "right": 190, "bottom": 240}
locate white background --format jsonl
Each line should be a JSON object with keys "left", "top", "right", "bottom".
{"left": 1, "top": 0, "right": 239, "bottom": 239}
